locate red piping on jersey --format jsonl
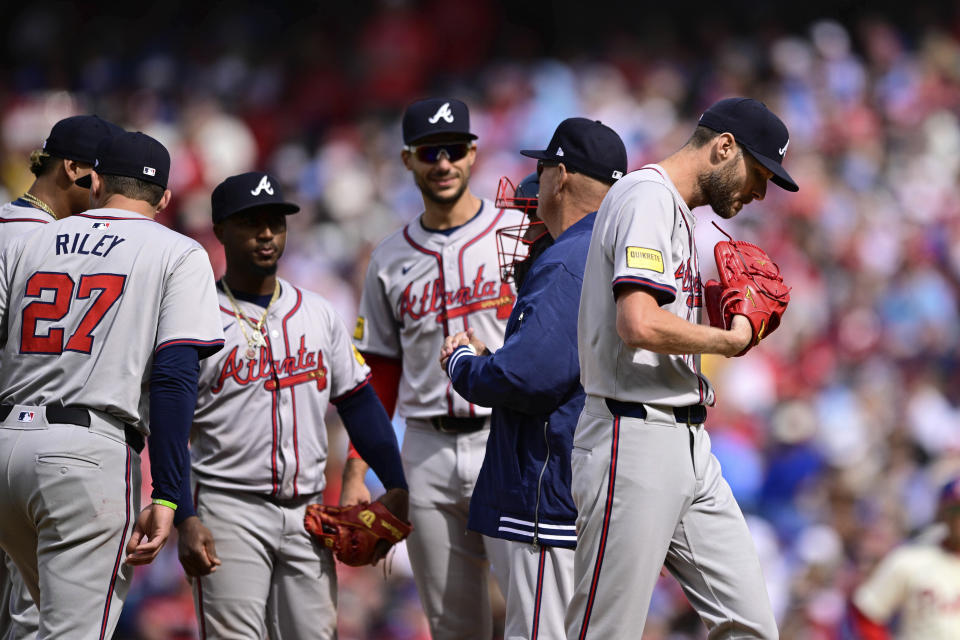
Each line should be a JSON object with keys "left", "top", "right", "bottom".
{"left": 0, "top": 217, "right": 49, "bottom": 224}
{"left": 264, "top": 332, "right": 281, "bottom": 496}
{"left": 331, "top": 374, "right": 373, "bottom": 404}
{"left": 402, "top": 226, "right": 455, "bottom": 414}
{"left": 281, "top": 287, "right": 304, "bottom": 498}
{"left": 612, "top": 275, "right": 677, "bottom": 297}
{"left": 156, "top": 337, "right": 224, "bottom": 352}
{"left": 532, "top": 546, "right": 546, "bottom": 639}
{"left": 74, "top": 213, "right": 152, "bottom": 221}
{"left": 218, "top": 304, "right": 260, "bottom": 324}
{"left": 456, "top": 203, "right": 504, "bottom": 417}
{"left": 194, "top": 484, "right": 208, "bottom": 640}
{"left": 577, "top": 414, "right": 620, "bottom": 640}
{"left": 100, "top": 447, "right": 132, "bottom": 639}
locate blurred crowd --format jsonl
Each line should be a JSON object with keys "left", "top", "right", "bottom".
{"left": 2, "top": 2, "right": 960, "bottom": 638}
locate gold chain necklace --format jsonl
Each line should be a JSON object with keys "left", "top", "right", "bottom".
{"left": 21, "top": 193, "right": 58, "bottom": 220}
{"left": 221, "top": 279, "right": 281, "bottom": 360}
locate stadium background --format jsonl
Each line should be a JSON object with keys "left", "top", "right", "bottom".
{"left": 2, "top": 1, "right": 959, "bottom": 637}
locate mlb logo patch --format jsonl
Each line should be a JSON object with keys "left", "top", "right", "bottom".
{"left": 92, "top": 222, "right": 110, "bottom": 229}
{"left": 17, "top": 411, "right": 35, "bottom": 423}
{"left": 143, "top": 166, "right": 156, "bottom": 177}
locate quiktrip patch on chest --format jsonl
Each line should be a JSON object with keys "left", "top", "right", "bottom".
{"left": 625, "top": 246, "right": 664, "bottom": 273}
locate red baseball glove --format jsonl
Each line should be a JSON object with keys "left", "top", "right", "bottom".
{"left": 304, "top": 500, "right": 412, "bottom": 567}
{"left": 704, "top": 230, "right": 790, "bottom": 356}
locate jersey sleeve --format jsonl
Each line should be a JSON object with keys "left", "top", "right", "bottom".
{"left": 608, "top": 181, "right": 678, "bottom": 305}
{"left": 327, "top": 304, "right": 372, "bottom": 400}
{"left": 156, "top": 246, "right": 225, "bottom": 358}
{"left": 852, "top": 547, "right": 911, "bottom": 624}
{"left": 352, "top": 252, "right": 401, "bottom": 358}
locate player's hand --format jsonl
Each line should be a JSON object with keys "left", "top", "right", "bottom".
{"left": 439, "top": 329, "right": 474, "bottom": 369}
{"left": 340, "top": 458, "right": 372, "bottom": 506}
{"left": 125, "top": 502, "right": 175, "bottom": 566}
{"left": 176, "top": 516, "right": 221, "bottom": 577}
{"left": 371, "top": 487, "right": 411, "bottom": 564}
{"left": 725, "top": 315, "right": 753, "bottom": 357}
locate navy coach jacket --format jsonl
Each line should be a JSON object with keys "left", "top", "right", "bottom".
{"left": 446, "top": 212, "right": 595, "bottom": 549}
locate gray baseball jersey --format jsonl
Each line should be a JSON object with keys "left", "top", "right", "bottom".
{"left": 191, "top": 279, "right": 371, "bottom": 498}
{"left": 578, "top": 165, "right": 715, "bottom": 407}
{"left": 0, "top": 198, "right": 52, "bottom": 640}
{"left": 354, "top": 200, "right": 526, "bottom": 418}
{"left": 0, "top": 206, "right": 223, "bottom": 639}
{"left": 189, "top": 278, "right": 367, "bottom": 637}
{"left": 0, "top": 208, "right": 225, "bottom": 430}
{"left": 0, "top": 200, "right": 56, "bottom": 242}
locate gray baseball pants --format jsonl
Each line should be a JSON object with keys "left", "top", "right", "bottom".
{"left": 0, "top": 407, "right": 140, "bottom": 639}
{"left": 191, "top": 484, "right": 337, "bottom": 639}
{"left": 565, "top": 396, "right": 778, "bottom": 640}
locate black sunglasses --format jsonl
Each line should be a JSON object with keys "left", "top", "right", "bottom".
{"left": 406, "top": 142, "right": 471, "bottom": 164}
{"left": 537, "top": 160, "right": 575, "bottom": 177}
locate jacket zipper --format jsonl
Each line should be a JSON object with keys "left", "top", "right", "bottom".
{"left": 532, "top": 418, "right": 550, "bottom": 547}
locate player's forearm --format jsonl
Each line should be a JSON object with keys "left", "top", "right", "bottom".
{"left": 616, "top": 290, "right": 750, "bottom": 356}
{"left": 447, "top": 347, "right": 570, "bottom": 414}
{"left": 334, "top": 384, "right": 407, "bottom": 490}
{"left": 147, "top": 345, "right": 200, "bottom": 504}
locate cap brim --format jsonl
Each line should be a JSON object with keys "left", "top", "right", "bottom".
{"left": 407, "top": 132, "right": 478, "bottom": 145}
{"left": 217, "top": 202, "right": 301, "bottom": 221}
{"left": 75, "top": 174, "right": 93, "bottom": 189}
{"left": 519, "top": 149, "right": 551, "bottom": 161}
{"left": 751, "top": 150, "right": 799, "bottom": 192}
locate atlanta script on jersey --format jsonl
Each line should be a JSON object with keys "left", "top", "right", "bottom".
{"left": 190, "top": 279, "right": 370, "bottom": 499}
{"left": 353, "top": 200, "right": 526, "bottom": 419}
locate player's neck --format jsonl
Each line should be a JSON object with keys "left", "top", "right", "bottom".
{"left": 658, "top": 151, "right": 704, "bottom": 210}
{"left": 99, "top": 194, "right": 160, "bottom": 219}
{"left": 420, "top": 190, "right": 481, "bottom": 231}
{"left": 26, "top": 179, "right": 70, "bottom": 219}
{"left": 222, "top": 269, "right": 277, "bottom": 296}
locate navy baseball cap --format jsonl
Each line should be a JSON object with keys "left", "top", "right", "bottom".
{"left": 42, "top": 115, "right": 125, "bottom": 165}
{"left": 521, "top": 118, "right": 627, "bottom": 184}
{"left": 75, "top": 132, "right": 170, "bottom": 189}
{"left": 698, "top": 98, "right": 799, "bottom": 192}
{"left": 402, "top": 98, "right": 477, "bottom": 145}
{"left": 211, "top": 172, "right": 300, "bottom": 223}
{"left": 940, "top": 477, "right": 960, "bottom": 509}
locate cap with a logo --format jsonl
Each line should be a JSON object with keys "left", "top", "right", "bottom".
{"left": 42, "top": 115, "right": 125, "bottom": 165}
{"left": 698, "top": 97, "right": 799, "bottom": 192}
{"left": 402, "top": 98, "right": 478, "bottom": 145}
{"left": 520, "top": 118, "right": 627, "bottom": 184}
{"left": 75, "top": 132, "right": 170, "bottom": 189}
{"left": 211, "top": 172, "right": 300, "bottom": 223}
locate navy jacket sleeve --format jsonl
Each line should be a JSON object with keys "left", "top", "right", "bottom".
{"left": 448, "top": 262, "right": 582, "bottom": 414}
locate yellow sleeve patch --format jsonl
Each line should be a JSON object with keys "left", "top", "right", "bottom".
{"left": 352, "top": 344, "right": 366, "bottom": 366}
{"left": 625, "top": 247, "right": 664, "bottom": 273}
{"left": 353, "top": 316, "right": 365, "bottom": 340}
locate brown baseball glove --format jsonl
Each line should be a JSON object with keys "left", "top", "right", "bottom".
{"left": 304, "top": 500, "right": 412, "bottom": 567}
{"left": 703, "top": 230, "right": 790, "bottom": 356}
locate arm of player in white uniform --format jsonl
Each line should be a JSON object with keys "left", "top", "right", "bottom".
{"left": 616, "top": 287, "right": 752, "bottom": 357}
{"left": 852, "top": 547, "right": 911, "bottom": 627}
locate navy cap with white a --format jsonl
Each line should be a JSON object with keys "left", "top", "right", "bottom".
{"left": 211, "top": 172, "right": 300, "bottom": 224}
{"left": 698, "top": 98, "right": 799, "bottom": 192}
{"left": 402, "top": 98, "right": 477, "bottom": 145}
{"left": 76, "top": 132, "right": 170, "bottom": 189}
{"left": 521, "top": 118, "right": 627, "bottom": 184}
{"left": 42, "top": 115, "right": 125, "bottom": 165}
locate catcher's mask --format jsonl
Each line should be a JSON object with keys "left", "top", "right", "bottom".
{"left": 495, "top": 173, "right": 548, "bottom": 283}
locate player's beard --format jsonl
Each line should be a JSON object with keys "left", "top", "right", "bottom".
{"left": 416, "top": 167, "right": 470, "bottom": 205}
{"left": 251, "top": 261, "right": 279, "bottom": 277}
{"left": 700, "top": 152, "right": 744, "bottom": 219}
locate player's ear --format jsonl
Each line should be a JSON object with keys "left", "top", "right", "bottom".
{"left": 714, "top": 133, "right": 737, "bottom": 163}
{"left": 155, "top": 189, "right": 173, "bottom": 213}
{"left": 401, "top": 148, "right": 413, "bottom": 171}
{"left": 213, "top": 223, "right": 225, "bottom": 243}
{"left": 62, "top": 158, "right": 91, "bottom": 183}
